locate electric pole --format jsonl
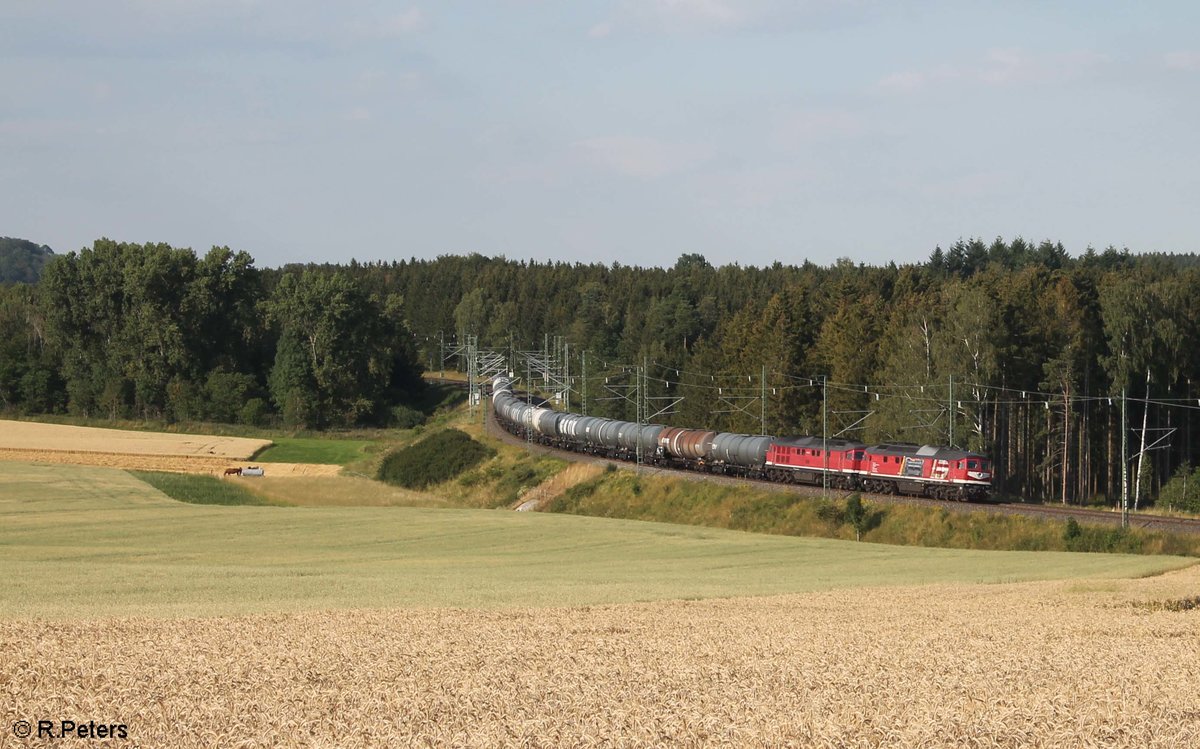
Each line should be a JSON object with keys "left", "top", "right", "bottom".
{"left": 1121, "top": 387, "right": 1128, "bottom": 527}
{"left": 822, "top": 374, "right": 828, "bottom": 498}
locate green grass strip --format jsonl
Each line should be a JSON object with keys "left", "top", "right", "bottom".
{"left": 129, "top": 471, "right": 279, "bottom": 506}
{"left": 253, "top": 437, "right": 371, "bottom": 466}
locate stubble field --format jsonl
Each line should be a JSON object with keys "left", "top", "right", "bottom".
{"left": 0, "top": 419, "right": 340, "bottom": 477}
{"left": 0, "top": 419, "right": 270, "bottom": 457}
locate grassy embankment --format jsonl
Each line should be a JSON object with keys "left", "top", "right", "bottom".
{"left": 242, "top": 399, "right": 1200, "bottom": 555}
{"left": 1, "top": 461, "right": 1191, "bottom": 619}
{"left": 375, "top": 426, "right": 565, "bottom": 508}
{"left": 542, "top": 467, "right": 1200, "bottom": 556}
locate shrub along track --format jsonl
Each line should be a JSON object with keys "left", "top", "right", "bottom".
{"left": 485, "top": 407, "right": 1200, "bottom": 536}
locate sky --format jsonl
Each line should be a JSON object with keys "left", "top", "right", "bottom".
{"left": 2, "top": 1, "right": 1198, "bottom": 269}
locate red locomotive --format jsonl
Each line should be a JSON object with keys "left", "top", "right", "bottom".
{"left": 860, "top": 443, "right": 991, "bottom": 501}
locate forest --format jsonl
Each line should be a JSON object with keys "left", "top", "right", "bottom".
{"left": 0, "top": 239, "right": 425, "bottom": 430}
{"left": 2, "top": 235, "right": 1200, "bottom": 509}
{"left": 0, "top": 237, "right": 55, "bottom": 284}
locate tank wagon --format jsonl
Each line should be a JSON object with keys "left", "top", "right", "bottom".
{"left": 490, "top": 375, "right": 991, "bottom": 501}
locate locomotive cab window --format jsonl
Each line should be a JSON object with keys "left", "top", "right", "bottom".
{"left": 968, "top": 460, "right": 979, "bottom": 470}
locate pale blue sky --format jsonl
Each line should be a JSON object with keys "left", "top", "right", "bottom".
{"left": 3, "top": 1, "right": 1198, "bottom": 268}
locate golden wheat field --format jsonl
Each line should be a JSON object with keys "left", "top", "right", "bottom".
{"left": 0, "top": 419, "right": 270, "bottom": 458}
{"left": 3, "top": 566, "right": 1199, "bottom": 748}
{"left": 0, "top": 421, "right": 343, "bottom": 477}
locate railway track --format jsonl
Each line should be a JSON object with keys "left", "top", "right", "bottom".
{"left": 486, "top": 405, "right": 1200, "bottom": 537}
{"left": 992, "top": 501, "right": 1200, "bottom": 535}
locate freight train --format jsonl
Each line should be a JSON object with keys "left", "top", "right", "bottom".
{"left": 491, "top": 375, "right": 992, "bottom": 501}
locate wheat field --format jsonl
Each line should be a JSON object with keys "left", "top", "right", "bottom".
{"left": 0, "top": 420, "right": 347, "bottom": 477}
{"left": 4, "top": 460, "right": 1198, "bottom": 746}
{"left": 0, "top": 419, "right": 270, "bottom": 457}
{"left": 3, "top": 567, "right": 1198, "bottom": 748}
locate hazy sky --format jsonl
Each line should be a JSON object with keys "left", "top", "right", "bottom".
{"left": 3, "top": 1, "right": 1198, "bottom": 268}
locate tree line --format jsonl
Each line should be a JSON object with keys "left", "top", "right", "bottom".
{"left": 332, "top": 238, "right": 1199, "bottom": 509}
{"left": 3, "top": 235, "right": 1200, "bottom": 509}
{"left": 0, "top": 239, "right": 425, "bottom": 429}
{"left": 0, "top": 237, "right": 54, "bottom": 284}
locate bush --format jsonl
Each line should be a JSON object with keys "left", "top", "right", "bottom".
{"left": 816, "top": 500, "right": 843, "bottom": 525}
{"left": 497, "top": 464, "right": 536, "bottom": 492}
{"left": 390, "top": 404, "right": 425, "bottom": 429}
{"left": 845, "top": 494, "right": 867, "bottom": 541}
{"left": 377, "top": 429, "right": 495, "bottom": 489}
{"left": 1158, "top": 463, "right": 1200, "bottom": 514}
{"left": 1063, "top": 521, "right": 1143, "bottom": 554}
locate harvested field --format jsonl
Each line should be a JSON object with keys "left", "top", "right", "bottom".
{"left": 3, "top": 566, "right": 1199, "bottom": 748}
{"left": 0, "top": 421, "right": 340, "bottom": 477}
{"left": 0, "top": 448, "right": 340, "bottom": 477}
{"left": 0, "top": 419, "right": 270, "bottom": 457}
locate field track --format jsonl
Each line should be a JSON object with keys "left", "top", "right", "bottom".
{"left": 0, "top": 420, "right": 339, "bottom": 477}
